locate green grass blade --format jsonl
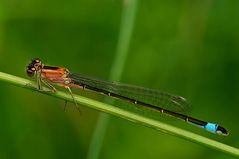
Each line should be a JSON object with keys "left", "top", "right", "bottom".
{"left": 87, "top": 1, "right": 138, "bottom": 159}
{"left": 0, "top": 71, "right": 239, "bottom": 158}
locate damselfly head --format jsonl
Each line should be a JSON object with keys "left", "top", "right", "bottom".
{"left": 26, "top": 57, "right": 42, "bottom": 77}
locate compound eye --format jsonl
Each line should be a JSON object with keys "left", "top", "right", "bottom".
{"left": 27, "top": 68, "right": 35, "bottom": 77}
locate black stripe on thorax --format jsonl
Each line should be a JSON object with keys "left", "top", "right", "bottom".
{"left": 43, "top": 65, "right": 61, "bottom": 70}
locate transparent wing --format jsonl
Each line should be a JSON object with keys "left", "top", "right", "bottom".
{"left": 70, "top": 73, "right": 191, "bottom": 113}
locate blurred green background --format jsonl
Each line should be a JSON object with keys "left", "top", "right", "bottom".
{"left": 0, "top": 0, "right": 239, "bottom": 159}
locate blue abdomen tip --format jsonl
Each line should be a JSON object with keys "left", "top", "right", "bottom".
{"left": 205, "top": 123, "right": 218, "bottom": 133}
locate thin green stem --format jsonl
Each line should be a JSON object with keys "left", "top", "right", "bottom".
{"left": 0, "top": 71, "right": 239, "bottom": 158}
{"left": 87, "top": 1, "right": 138, "bottom": 159}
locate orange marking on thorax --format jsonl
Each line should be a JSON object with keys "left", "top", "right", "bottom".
{"left": 41, "top": 68, "right": 68, "bottom": 79}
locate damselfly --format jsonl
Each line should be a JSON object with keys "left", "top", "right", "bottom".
{"left": 26, "top": 58, "right": 229, "bottom": 136}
